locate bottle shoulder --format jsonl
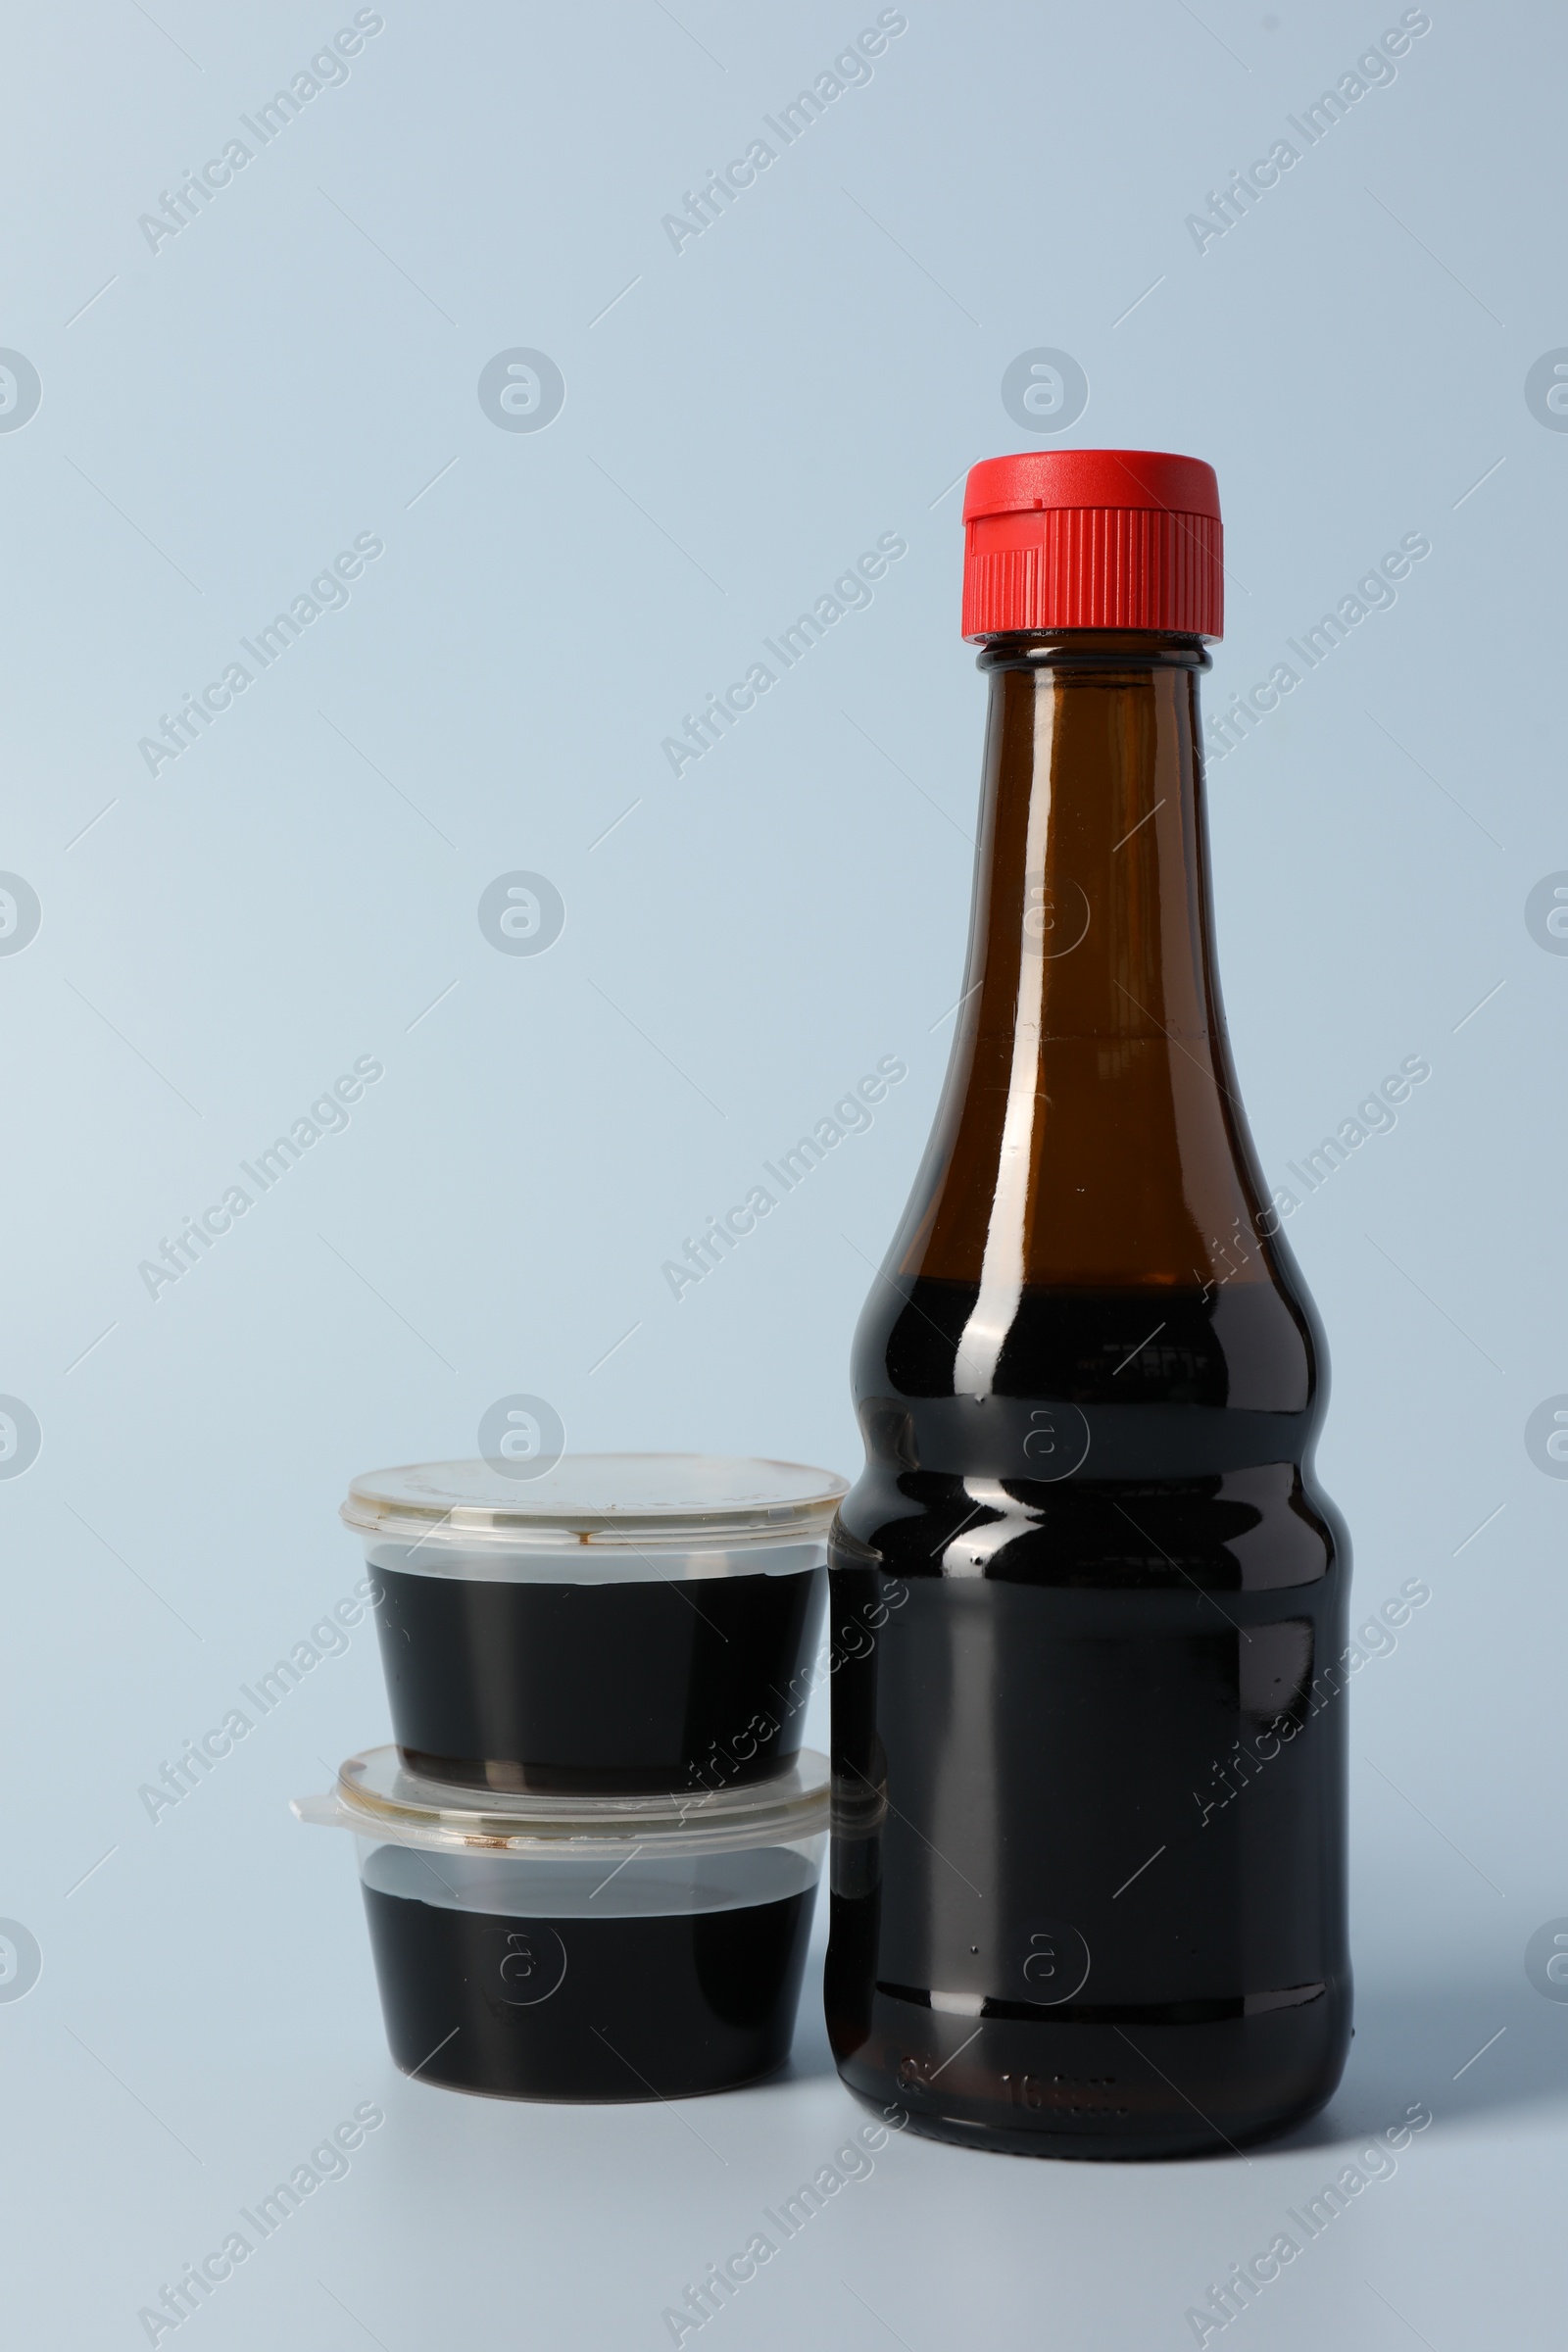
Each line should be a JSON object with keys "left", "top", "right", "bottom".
{"left": 855, "top": 1275, "right": 1321, "bottom": 1415}
{"left": 841, "top": 1274, "right": 1341, "bottom": 1592}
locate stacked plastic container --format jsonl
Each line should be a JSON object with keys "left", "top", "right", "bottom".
{"left": 295, "top": 1454, "right": 845, "bottom": 2101}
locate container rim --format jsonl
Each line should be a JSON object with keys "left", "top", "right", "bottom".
{"left": 293, "top": 1744, "right": 831, "bottom": 1859}
{"left": 340, "top": 1452, "right": 849, "bottom": 1551}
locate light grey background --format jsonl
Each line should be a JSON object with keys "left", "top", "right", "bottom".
{"left": 2, "top": 1, "right": 1562, "bottom": 2344}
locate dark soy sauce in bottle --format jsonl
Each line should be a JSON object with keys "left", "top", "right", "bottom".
{"left": 826, "top": 450, "right": 1351, "bottom": 2157}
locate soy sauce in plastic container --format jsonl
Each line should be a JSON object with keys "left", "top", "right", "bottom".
{"left": 341, "top": 1455, "right": 844, "bottom": 1795}
{"left": 295, "top": 1747, "right": 830, "bottom": 2101}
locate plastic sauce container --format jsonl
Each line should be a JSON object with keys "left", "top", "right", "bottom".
{"left": 340, "top": 1455, "right": 844, "bottom": 1793}
{"left": 295, "top": 1746, "right": 829, "bottom": 2100}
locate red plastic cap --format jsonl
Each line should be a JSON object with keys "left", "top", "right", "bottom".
{"left": 961, "top": 449, "right": 1223, "bottom": 641}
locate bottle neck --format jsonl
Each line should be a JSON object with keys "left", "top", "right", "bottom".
{"left": 966, "top": 630, "right": 1219, "bottom": 1041}
{"left": 895, "top": 631, "right": 1276, "bottom": 1335}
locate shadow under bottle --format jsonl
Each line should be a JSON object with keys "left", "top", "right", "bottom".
{"left": 826, "top": 632, "right": 1352, "bottom": 2158}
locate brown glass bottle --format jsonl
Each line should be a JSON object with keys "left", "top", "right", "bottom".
{"left": 826, "top": 453, "right": 1350, "bottom": 2158}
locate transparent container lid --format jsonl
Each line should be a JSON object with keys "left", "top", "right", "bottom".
{"left": 293, "top": 1744, "right": 830, "bottom": 1861}
{"left": 340, "top": 1453, "right": 848, "bottom": 1554}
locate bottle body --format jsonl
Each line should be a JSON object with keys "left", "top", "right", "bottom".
{"left": 826, "top": 634, "right": 1351, "bottom": 2157}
